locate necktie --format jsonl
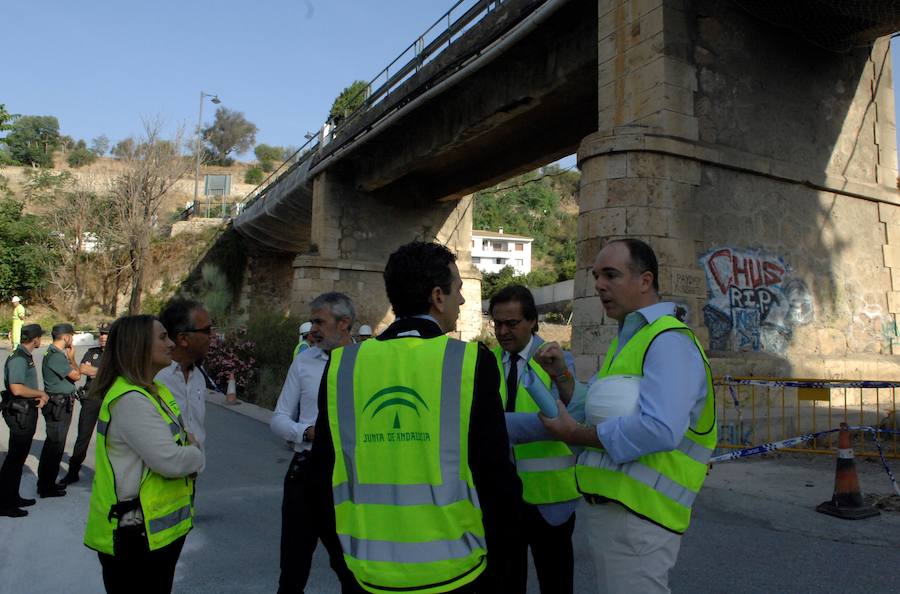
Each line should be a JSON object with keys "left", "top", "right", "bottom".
{"left": 506, "top": 352, "right": 520, "bottom": 412}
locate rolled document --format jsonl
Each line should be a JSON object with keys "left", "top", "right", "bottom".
{"left": 521, "top": 367, "right": 559, "bottom": 418}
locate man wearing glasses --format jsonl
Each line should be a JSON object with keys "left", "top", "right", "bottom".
{"left": 489, "top": 284, "right": 578, "bottom": 594}
{"left": 156, "top": 299, "right": 221, "bottom": 469}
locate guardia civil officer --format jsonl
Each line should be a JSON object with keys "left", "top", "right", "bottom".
{"left": 37, "top": 322, "right": 81, "bottom": 497}
{"left": 0, "top": 324, "right": 48, "bottom": 517}
{"left": 309, "top": 241, "right": 524, "bottom": 593}
{"left": 60, "top": 321, "right": 110, "bottom": 486}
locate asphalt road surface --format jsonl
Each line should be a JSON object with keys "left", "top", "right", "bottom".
{"left": 1, "top": 359, "right": 899, "bottom": 593}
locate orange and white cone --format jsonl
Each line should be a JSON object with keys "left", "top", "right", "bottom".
{"left": 815, "top": 423, "right": 880, "bottom": 520}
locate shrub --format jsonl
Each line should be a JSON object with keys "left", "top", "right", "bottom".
{"left": 204, "top": 327, "right": 258, "bottom": 395}
{"left": 244, "top": 166, "right": 264, "bottom": 185}
{"left": 67, "top": 147, "right": 98, "bottom": 168}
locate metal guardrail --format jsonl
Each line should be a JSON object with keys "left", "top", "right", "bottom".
{"left": 234, "top": 0, "right": 510, "bottom": 214}
{"left": 716, "top": 377, "right": 900, "bottom": 458}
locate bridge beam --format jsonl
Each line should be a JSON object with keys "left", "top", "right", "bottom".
{"left": 574, "top": 0, "right": 900, "bottom": 379}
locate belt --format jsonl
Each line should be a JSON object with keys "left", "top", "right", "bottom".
{"left": 583, "top": 493, "right": 613, "bottom": 505}
{"left": 47, "top": 393, "right": 74, "bottom": 399}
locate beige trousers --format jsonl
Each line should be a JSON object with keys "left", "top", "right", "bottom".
{"left": 581, "top": 501, "right": 682, "bottom": 594}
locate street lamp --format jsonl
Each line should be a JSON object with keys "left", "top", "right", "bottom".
{"left": 194, "top": 91, "right": 221, "bottom": 218}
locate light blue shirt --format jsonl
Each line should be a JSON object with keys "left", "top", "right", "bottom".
{"left": 502, "top": 334, "right": 579, "bottom": 525}
{"left": 586, "top": 302, "right": 708, "bottom": 465}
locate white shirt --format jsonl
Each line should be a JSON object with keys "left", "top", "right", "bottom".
{"left": 270, "top": 346, "right": 329, "bottom": 453}
{"left": 155, "top": 361, "right": 209, "bottom": 455}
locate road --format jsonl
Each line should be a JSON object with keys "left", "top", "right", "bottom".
{"left": 1, "top": 366, "right": 899, "bottom": 592}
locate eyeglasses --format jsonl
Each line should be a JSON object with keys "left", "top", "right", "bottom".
{"left": 182, "top": 325, "right": 214, "bottom": 335}
{"left": 492, "top": 318, "right": 524, "bottom": 330}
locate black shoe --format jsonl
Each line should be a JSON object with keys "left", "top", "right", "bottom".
{"left": 15, "top": 497, "right": 36, "bottom": 507}
{"left": 59, "top": 473, "right": 80, "bottom": 486}
{"left": 0, "top": 507, "right": 28, "bottom": 517}
{"left": 54, "top": 481, "right": 69, "bottom": 490}
{"left": 38, "top": 488, "right": 66, "bottom": 498}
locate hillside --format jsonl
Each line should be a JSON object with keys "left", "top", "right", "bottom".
{"left": 0, "top": 155, "right": 261, "bottom": 218}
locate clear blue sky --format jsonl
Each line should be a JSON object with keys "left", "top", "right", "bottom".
{"left": 4, "top": 2, "right": 900, "bottom": 170}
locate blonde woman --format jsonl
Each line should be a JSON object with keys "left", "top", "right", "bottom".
{"left": 83, "top": 315, "right": 204, "bottom": 593}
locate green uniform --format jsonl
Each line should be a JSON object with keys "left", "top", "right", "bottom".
{"left": 576, "top": 315, "right": 716, "bottom": 534}
{"left": 10, "top": 304, "right": 24, "bottom": 347}
{"left": 42, "top": 344, "right": 76, "bottom": 395}
{"left": 327, "top": 336, "right": 486, "bottom": 594}
{"left": 4, "top": 345, "right": 38, "bottom": 392}
{"left": 84, "top": 377, "right": 195, "bottom": 554}
{"left": 492, "top": 346, "right": 578, "bottom": 505}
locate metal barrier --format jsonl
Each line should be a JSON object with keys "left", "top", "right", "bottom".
{"left": 716, "top": 377, "right": 900, "bottom": 458}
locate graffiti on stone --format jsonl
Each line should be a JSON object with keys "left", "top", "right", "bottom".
{"left": 700, "top": 247, "right": 813, "bottom": 353}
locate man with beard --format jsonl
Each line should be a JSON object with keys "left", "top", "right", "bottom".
{"left": 271, "top": 292, "right": 356, "bottom": 594}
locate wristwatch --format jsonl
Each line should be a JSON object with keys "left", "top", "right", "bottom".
{"left": 302, "top": 426, "right": 312, "bottom": 442}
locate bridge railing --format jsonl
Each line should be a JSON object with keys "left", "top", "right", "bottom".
{"left": 234, "top": 0, "right": 512, "bottom": 215}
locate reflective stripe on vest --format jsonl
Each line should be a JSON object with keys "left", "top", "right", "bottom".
{"left": 576, "top": 315, "right": 717, "bottom": 534}
{"left": 330, "top": 337, "right": 487, "bottom": 594}
{"left": 148, "top": 503, "right": 192, "bottom": 533}
{"left": 492, "top": 345, "right": 579, "bottom": 505}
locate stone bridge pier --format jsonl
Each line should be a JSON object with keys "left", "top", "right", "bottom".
{"left": 291, "top": 172, "right": 481, "bottom": 338}
{"left": 574, "top": 0, "right": 900, "bottom": 380}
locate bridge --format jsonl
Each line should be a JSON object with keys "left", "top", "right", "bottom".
{"left": 231, "top": 0, "right": 900, "bottom": 380}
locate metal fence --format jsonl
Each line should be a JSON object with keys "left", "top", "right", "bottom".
{"left": 716, "top": 377, "right": 900, "bottom": 458}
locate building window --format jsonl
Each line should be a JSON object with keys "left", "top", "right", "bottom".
{"left": 515, "top": 259, "right": 523, "bottom": 267}
{"left": 515, "top": 242, "right": 524, "bottom": 251}
{"left": 472, "top": 257, "right": 479, "bottom": 264}
{"left": 496, "top": 258, "right": 504, "bottom": 265}
{"left": 492, "top": 242, "right": 503, "bottom": 251}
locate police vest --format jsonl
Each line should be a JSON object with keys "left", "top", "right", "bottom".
{"left": 492, "top": 346, "right": 578, "bottom": 506}
{"left": 327, "top": 336, "right": 486, "bottom": 594}
{"left": 576, "top": 315, "right": 716, "bottom": 534}
{"left": 84, "top": 377, "right": 195, "bottom": 554}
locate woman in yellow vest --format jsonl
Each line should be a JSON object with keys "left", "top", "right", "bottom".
{"left": 83, "top": 315, "right": 204, "bottom": 594}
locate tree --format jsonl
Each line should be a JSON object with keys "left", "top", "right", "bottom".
{"left": 0, "top": 177, "right": 55, "bottom": 299}
{"left": 328, "top": 80, "right": 369, "bottom": 126}
{"left": 4, "top": 115, "right": 60, "bottom": 167}
{"left": 90, "top": 134, "right": 110, "bottom": 156}
{"left": 254, "top": 143, "right": 286, "bottom": 172}
{"left": 23, "top": 170, "right": 104, "bottom": 314}
{"left": 67, "top": 140, "right": 98, "bottom": 168}
{"left": 202, "top": 107, "right": 257, "bottom": 165}
{"left": 107, "top": 120, "right": 193, "bottom": 314}
{"left": 111, "top": 137, "right": 135, "bottom": 159}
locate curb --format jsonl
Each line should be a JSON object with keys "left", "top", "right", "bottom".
{"left": 205, "top": 391, "right": 273, "bottom": 425}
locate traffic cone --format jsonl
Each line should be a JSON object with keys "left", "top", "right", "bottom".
{"left": 815, "top": 423, "right": 880, "bottom": 520}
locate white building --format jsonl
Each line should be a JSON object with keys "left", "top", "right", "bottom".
{"left": 470, "top": 228, "right": 533, "bottom": 275}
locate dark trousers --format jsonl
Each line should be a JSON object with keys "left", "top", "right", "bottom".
{"left": 67, "top": 397, "right": 101, "bottom": 475}
{"left": 98, "top": 528, "right": 185, "bottom": 593}
{"left": 516, "top": 503, "right": 575, "bottom": 594}
{"left": 37, "top": 398, "right": 73, "bottom": 492}
{"left": 0, "top": 406, "right": 39, "bottom": 505}
{"left": 279, "top": 451, "right": 348, "bottom": 594}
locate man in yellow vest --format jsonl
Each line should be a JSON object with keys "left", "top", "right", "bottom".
{"left": 10, "top": 296, "right": 25, "bottom": 349}
{"left": 538, "top": 239, "right": 716, "bottom": 594}
{"left": 309, "top": 241, "right": 524, "bottom": 593}
{"left": 489, "top": 284, "right": 578, "bottom": 593}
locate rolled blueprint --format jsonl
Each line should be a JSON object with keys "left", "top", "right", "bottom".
{"left": 522, "top": 367, "right": 559, "bottom": 418}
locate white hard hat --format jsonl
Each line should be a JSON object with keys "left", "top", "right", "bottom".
{"left": 11, "top": 296, "right": 20, "bottom": 303}
{"left": 299, "top": 321, "right": 312, "bottom": 336}
{"left": 358, "top": 324, "right": 373, "bottom": 337}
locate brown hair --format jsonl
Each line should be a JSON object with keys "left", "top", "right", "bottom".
{"left": 88, "top": 315, "right": 159, "bottom": 399}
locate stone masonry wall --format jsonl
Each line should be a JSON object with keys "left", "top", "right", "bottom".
{"left": 573, "top": 0, "right": 900, "bottom": 381}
